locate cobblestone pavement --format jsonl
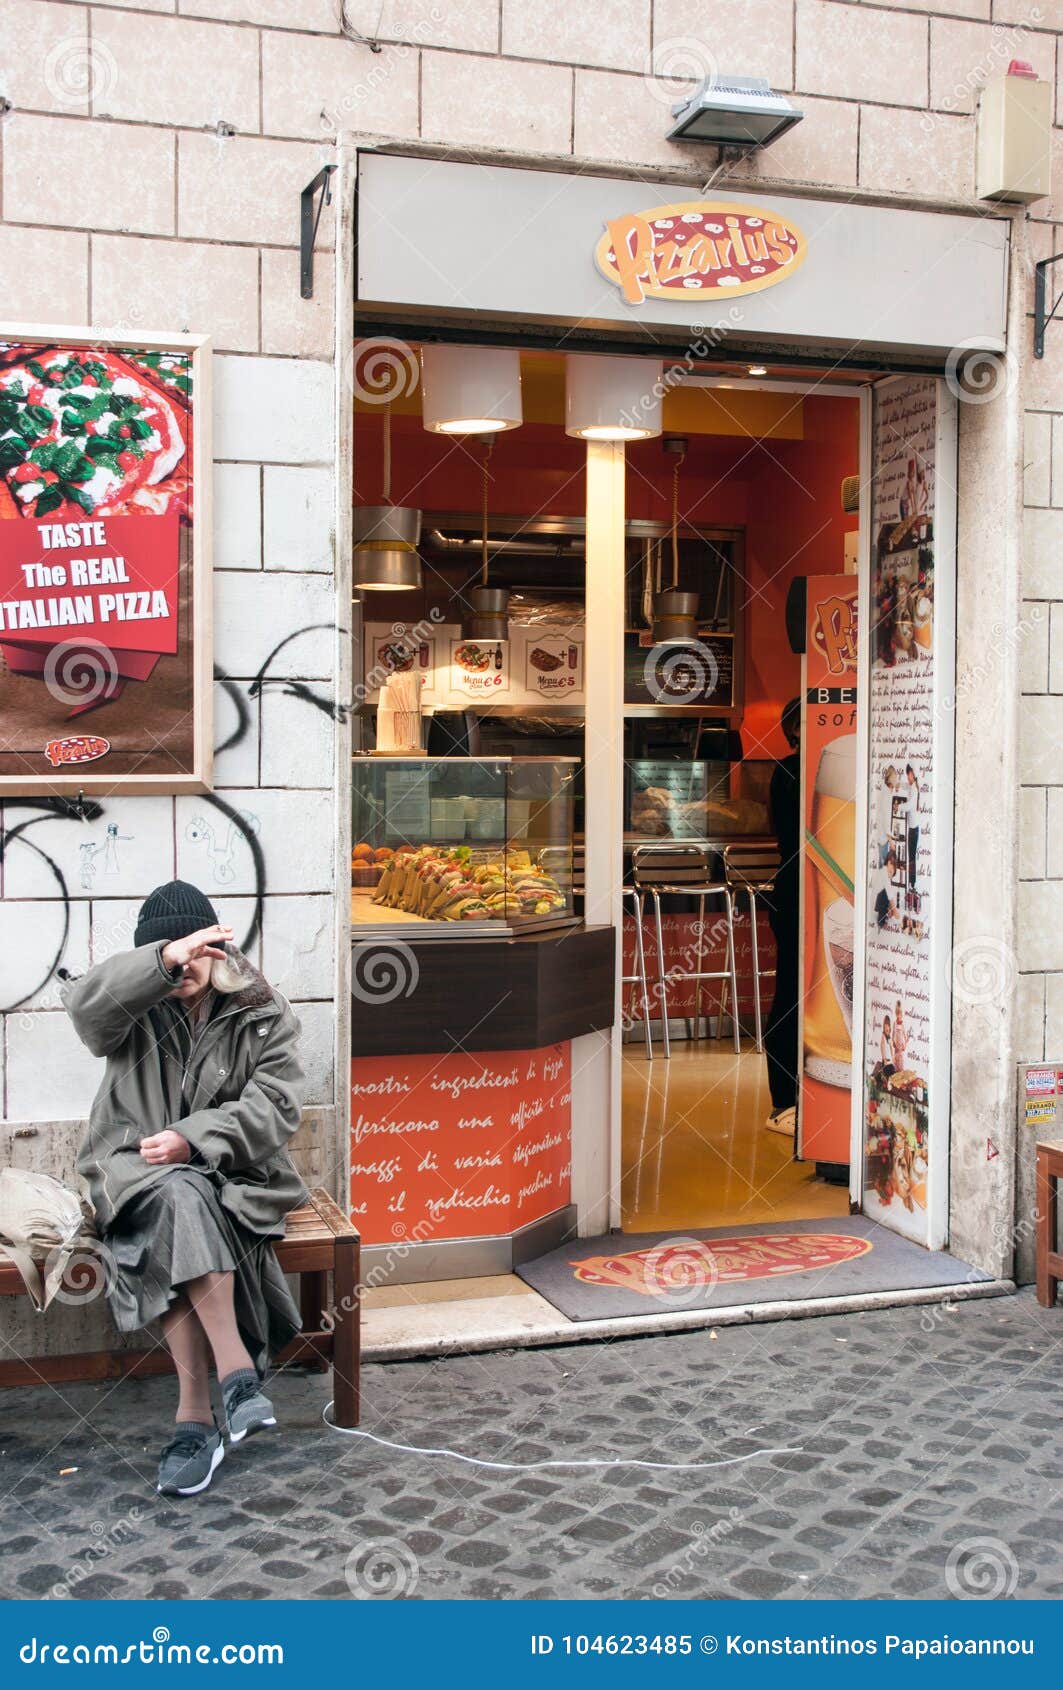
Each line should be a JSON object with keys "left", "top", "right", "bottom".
{"left": 2, "top": 1288, "right": 1062, "bottom": 1602}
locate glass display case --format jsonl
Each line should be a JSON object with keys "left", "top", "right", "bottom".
{"left": 351, "top": 755, "right": 578, "bottom": 936}
{"left": 625, "top": 758, "right": 774, "bottom": 843}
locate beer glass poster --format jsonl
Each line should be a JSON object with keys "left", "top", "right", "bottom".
{"left": 801, "top": 576, "right": 857, "bottom": 1169}
{"left": 0, "top": 329, "right": 211, "bottom": 793}
{"left": 862, "top": 376, "right": 937, "bottom": 1244}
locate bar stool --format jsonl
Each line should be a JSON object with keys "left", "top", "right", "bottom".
{"left": 539, "top": 845, "right": 654, "bottom": 1059}
{"left": 622, "top": 886, "right": 654, "bottom": 1059}
{"left": 720, "top": 844, "right": 781, "bottom": 1053}
{"left": 631, "top": 842, "right": 741, "bottom": 1059}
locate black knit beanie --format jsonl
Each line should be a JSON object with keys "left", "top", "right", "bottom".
{"left": 134, "top": 880, "right": 218, "bottom": 948}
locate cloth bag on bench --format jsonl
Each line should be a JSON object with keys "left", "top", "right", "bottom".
{"left": 0, "top": 1167, "right": 98, "bottom": 1312}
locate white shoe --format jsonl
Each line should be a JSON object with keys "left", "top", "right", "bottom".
{"left": 766, "top": 1106, "right": 797, "bottom": 1136}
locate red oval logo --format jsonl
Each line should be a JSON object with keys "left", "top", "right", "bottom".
{"left": 596, "top": 201, "right": 807, "bottom": 306}
{"left": 44, "top": 735, "right": 111, "bottom": 767}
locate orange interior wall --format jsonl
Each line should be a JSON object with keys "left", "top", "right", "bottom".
{"left": 355, "top": 395, "right": 859, "bottom": 762}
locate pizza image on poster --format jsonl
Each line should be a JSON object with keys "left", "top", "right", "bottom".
{"left": 0, "top": 331, "right": 210, "bottom": 793}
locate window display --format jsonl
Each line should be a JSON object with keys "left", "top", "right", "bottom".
{"left": 626, "top": 759, "right": 772, "bottom": 841}
{"left": 351, "top": 755, "right": 577, "bottom": 936}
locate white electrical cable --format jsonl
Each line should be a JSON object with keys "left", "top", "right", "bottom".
{"left": 322, "top": 1405, "right": 802, "bottom": 1473}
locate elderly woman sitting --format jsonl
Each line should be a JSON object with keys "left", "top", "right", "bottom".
{"left": 63, "top": 880, "right": 306, "bottom": 1497}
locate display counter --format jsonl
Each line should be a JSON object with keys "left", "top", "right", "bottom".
{"left": 349, "top": 924, "right": 614, "bottom": 1284}
{"left": 349, "top": 752, "right": 613, "bottom": 1284}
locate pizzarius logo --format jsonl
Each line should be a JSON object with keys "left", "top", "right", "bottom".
{"left": 596, "top": 201, "right": 807, "bottom": 305}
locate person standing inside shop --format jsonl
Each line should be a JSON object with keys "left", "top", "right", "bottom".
{"left": 764, "top": 698, "right": 802, "bottom": 1138}
{"left": 63, "top": 881, "right": 307, "bottom": 1499}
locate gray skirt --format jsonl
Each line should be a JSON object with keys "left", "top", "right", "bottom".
{"left": 105, "top": 1167, "right": 301, "bottom": 1376}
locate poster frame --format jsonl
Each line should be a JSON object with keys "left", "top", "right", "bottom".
{"left": 0, "top": 320, "right": 212, "bottom": 797}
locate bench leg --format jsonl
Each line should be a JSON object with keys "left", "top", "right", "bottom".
{"left": 332, "top": 1235, "right": 361, "bottom": 1428}
{"left": 1037, "top": 1156, "right": 1058, "bottom": 1308}
{"left": 300, "top": 1268, "right": 328, "bottom": 1335}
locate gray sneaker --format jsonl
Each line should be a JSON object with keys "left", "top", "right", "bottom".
{"left": 223, "top": 1374, "right": 277, "bottom": 1443}
{"left": 157, "top": 1422, "right": 224, "bottom": 1496}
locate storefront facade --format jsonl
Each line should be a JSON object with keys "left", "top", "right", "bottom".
{"left": 0, "top": 1, "right": 1056, "bottom": 1367}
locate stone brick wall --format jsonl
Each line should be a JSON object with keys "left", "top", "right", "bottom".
{"left": 1, "top": 1, "right": 1061, "bottom": 1207}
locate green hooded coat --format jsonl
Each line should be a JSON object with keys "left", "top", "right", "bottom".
{"left": 62, "top": 942, "right": 307, "bottom": 1237}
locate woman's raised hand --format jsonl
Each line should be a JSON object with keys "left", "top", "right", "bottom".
{"left": 161, "top": 924, "right": 234, "bottom": 973}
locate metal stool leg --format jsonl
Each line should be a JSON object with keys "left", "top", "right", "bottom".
{"left": 693, "top": 891, "right": 706, "bottom": 1042}
{"left": 631, "top": 890, "right": 653, "bottom": 1060}
{"left": 650, "top": 888, "right": 671, "bottom": 1059}
{"left": 748, "top": 888, "right": 765, "bottom": 1053}
{"left": 724, "top": 888, "right": 741, "bottom": 1054}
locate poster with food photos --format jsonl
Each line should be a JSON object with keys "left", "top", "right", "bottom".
{"left": 862, "top": 376, "right": 938, "bottom": 1244}
{"left": 0, "top": 328, "right": 211, "bottom": 793}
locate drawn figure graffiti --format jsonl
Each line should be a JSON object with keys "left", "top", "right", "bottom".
{"left": 184, "top": 810, "right": 261, "bottom": 885}
{"left": 79, "top": 822, "right": 133, "bottom": 890}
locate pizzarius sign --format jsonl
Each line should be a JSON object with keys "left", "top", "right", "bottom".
{"left": 596, "top": 200, "right": 807, "bottom": 305}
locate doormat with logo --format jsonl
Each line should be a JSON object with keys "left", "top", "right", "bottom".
{"left": 515, "top": 1215, "right": 991, "bottom": 1322}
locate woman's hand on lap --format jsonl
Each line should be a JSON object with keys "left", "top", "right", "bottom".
{"left": 139, "top": 1129, "right": 192, "bottom": 1165}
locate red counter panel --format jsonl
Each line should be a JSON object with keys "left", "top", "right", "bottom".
{"left": 350, "top": 1042, "right": 572, "bottom": 1246}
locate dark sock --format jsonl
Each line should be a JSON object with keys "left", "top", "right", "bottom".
{"left": 173, "top": 1419, "right": 214, "bottom": 1438}
{"left": 220, "top": 1367, "right": 260, "bottom": 1397}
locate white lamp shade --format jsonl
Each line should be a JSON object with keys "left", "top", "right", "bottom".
{"left": 421, "top": 344, "right": 522, "bottom": 434}
{"left": 565, "top": 354, "right": 663, "bottom": 440}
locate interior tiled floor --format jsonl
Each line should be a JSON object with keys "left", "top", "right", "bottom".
{"left": 362, "top": 1041, "right": 850, "bottom": 1352}
{"left": 621, "top": 1039, "right": 851, "bottom": 1232}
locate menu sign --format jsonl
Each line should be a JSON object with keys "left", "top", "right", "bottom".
{"left": 451, "top": 637, "right": 510, "bottom": 700}
{"left": 862, "top": 377, "right": 941, "bottom": 1245}
{"left": 365, "top": 623, "right": 439, "bottom": 702}
{"left": 0, "top": 329, "right": 210, "bottom": 792}
{"left": 349, "top": 1043, "right": 572, "bottom": 1245}
{"left": 518, "top": 626, "right": 584, "bottom": 699}
{"left": 624, "top": 633, "right": 734, "bottom": 709}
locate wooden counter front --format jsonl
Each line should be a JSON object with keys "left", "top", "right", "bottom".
{"left": 350, "top": 924, "right": 616, "bottom": 1058}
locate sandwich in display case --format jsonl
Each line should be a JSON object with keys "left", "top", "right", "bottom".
{"left": 351, "top": 755, "right": 578, "bottom": 937}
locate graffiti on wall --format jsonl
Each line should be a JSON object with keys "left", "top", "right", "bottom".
{"left": 0, "top": 624, "right": 348, "bottom": 1014}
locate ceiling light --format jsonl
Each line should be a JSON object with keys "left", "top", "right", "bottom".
{"left": 421, "top": 344, "right": 522, "bottom": 434}
{"left": 748, "top": 364, "right": 768, "bottom": 377}
{"left": 668, "top": 76, "right": 803, "bottom": 149}
{"left": 565, "top": 354, "right": 663, "bottom": 441}
{"left": 351, "top": 505, "right": 423, "bottom": 591}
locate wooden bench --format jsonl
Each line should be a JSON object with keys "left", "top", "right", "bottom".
{"left": 0, "top": 1186, "right": 361, "bottom": 1426}
{"left": 1036, "top": 1141, "right": 1063, "bottom": 1309}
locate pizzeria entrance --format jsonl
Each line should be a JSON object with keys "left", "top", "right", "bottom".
{"left": 342, "top": 144, "right": 1020, "bottom": 1341}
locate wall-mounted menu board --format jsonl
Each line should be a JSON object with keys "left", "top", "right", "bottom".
{"left": 0, "top": 326, "right": 211, "bottom": 793}
{"left": 623, "top": 632, "right": 735, "bottom": 711}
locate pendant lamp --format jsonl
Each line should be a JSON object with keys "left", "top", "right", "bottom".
{"left": 466, "top": 438, "right": 509, "bottom": 639}
{"left": 352, "top": 403, "right": 423, "bottom": 590}
{"left": 421, "top": 344, "right": 522, "bottom": 435}
{"left": 565, "top": 354, "right": 663, "bottom": 441}
{"left": 651, "top": 437, "right": 699, "bottom": 643}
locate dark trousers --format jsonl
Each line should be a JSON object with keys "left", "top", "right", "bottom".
{"left": 765, "top": 887, "right": 800, "bottom": 1112}
{"left": 907, "top": 826, "right": 919, "bottom": 889}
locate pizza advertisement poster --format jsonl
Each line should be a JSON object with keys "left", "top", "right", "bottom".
{"left": 0, "top": 326, "right": 211, "bottom": 793}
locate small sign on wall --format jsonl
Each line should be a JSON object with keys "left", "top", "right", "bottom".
{"left": 0, "top": 325, "right": 211, "bottom": 794}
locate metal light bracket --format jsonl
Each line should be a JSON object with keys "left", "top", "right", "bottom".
{"left": 1034, "top": 250, "right": 1063, "bottom": 358}
{"left": 300, "top": 164, "right": 336, "bottom": 300}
